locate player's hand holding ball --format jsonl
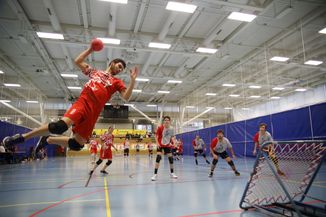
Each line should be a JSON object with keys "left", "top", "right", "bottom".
{"left": 91, "top": 38, "right": 104, "bottom": 52}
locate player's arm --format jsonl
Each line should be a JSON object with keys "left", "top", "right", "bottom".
{"left": 120, "top": 66, "right": 139, "bottom": 101}
{"left": 74, "top": 47, "right": 93, "bottom": 72}
{"left": 253, "top": 133, "right": 259, "bottom": 155}
{"left": 210, "top": 140, "right": 218, "bottom": 159}
{"left": 227, "top": 140, "right": 236, "bottom": 158}
{"left": 192, "top": 140, "right": 196, "bottom": 150}
{"left": 229, "top": 147, "right": 236, "bottom": 159}
{"left": 112, "top": 144, "right": 118, "bottom": 151}
{"left": 154, "top": 127, "right": 161, "bottom": 147}
{"left": 210, "top": 147, "right": 217, "bottom": 159}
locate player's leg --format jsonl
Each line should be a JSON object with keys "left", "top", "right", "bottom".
{"left": 201, "top": 150, "right": 210, "bottom": 164}
{"left": 268, "top": 150, "right": 284, "bottom": 176}
{"left": 209, "top": 154, "right": 219, "bottom": 177}
{"left": 3, "top": 117, "right": 73, "bottom": 148}
{"left": 166, "top": 149, "right": 177, "bottom": 179}
{"left": 90, "top": 158, "right": 103, "bottom": 175}
{"left": 194, "top": 151, "right": 198, "bottom": 165}
{"left": 100, "top": 158, "right": 112, "bottom": 174}
{"left": 90, "top": 153, "right": 95, "bottom": 163}
{"left": 151, "top": 148, "right": 163, "bottom": 181}
{"left": 46, "top": 133, "right": 85, "bottom": 150}
{"left": 224, "top": 153, "right": 240, "bottom": 176}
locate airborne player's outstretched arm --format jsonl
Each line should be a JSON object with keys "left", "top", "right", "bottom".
{"left": 120, "top": 66, "right": 139, "bottom": 101}
{"left": 74, "top": 47, "right": 93, "bottom": 72}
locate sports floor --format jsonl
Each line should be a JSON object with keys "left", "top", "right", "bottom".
{"left": 0, "top": 155, "right": 325, "bottom": 217}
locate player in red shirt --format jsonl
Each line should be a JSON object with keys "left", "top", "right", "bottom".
{"left": 253, "top": 123, "right": 284, "bottom": 176}
{"left": 3, "top": 44, "right": 138, "bottom": 153}
{"left": 89, "top": 126, "right": 117, "bottom": 175}
{"left": 209, "top": 130, "right": 240, "bottom": 177}
{"left": 151, "top": 116, "right": 178, "bottom": 181}
{"left": 176, "top": 138, "right": 183, "bottom": 161}
{"left": 89, "top": 138, "right": 99, "bottom": 164}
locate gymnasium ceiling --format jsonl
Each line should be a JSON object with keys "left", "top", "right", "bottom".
{"left": 0, "top": 0, "right": 326, "bottom": 126}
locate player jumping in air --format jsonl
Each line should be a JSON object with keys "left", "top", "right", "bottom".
{"left": 2, "top": 45, "right": 138, "bottom": 153}
{"left": 209, "top": 130, "right": 240, "bottom": 178}
{"left": 151, "top": 116, "right": 178, "bottom": 181}
{"left": 192, "top": 135, "right": 210, "bottom": 165}
{"left": 253, "top": 123, "right": 285, "bottom": 176}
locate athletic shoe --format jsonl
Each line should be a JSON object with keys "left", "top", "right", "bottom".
{"left": 206, "top": 160, "right": 211, "bottom": 164}
{"left": 151, "top": 174, "right": 157, "bottom": 181}
{"left": 34, "top": 136, "right": 49, "bottom": 154}
{"left": 170, "top": 173, "right": 178, "bottom": 179}
{"left": 208, "top": 172, "right": 213, "bottom": 178}
{"left": 100, "top": 170, "right": 108, "bottom": 174}
{"left": 2, "top": 134, "right": 25, "bottom": 149}
{"left": 235, "top": 171, "right": 240, "bottom": 176}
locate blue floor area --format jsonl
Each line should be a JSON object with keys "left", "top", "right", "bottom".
{"left": 0, "top": 155, "right": 325, "bottom": 217}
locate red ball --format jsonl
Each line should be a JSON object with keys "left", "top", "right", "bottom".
{"left": 91, "top": 38, "right": 104, "bottom": 51}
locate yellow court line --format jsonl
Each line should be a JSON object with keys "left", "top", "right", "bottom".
{"left": 0, "top": 199, "right": 104, "bottom": 208}
{"left": 104, "top": 177, "right": 111, "bottom": 217}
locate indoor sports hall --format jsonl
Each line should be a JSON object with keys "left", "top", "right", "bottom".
{"left": 0, "top": 0, "right": 325, "bottom": 217}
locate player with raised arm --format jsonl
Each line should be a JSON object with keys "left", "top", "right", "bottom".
{"left": 3, "top": 41, "right": 139, "bottom": 155}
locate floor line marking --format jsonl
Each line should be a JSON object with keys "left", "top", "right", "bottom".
{"left": 28, "top": 189, "right": 103, "bottom": 217}
{"left": 104, "top": 177, "right": 111, "bottom": 217}
{"left": 0, "top": 199, "right": 104, "bottom": 208}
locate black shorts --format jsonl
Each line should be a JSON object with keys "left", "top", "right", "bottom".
{"left": 194, "top": 149, "right": 204, "bottom": 154}
{"left": 157, "top": 146, "right": 172, "bottom": 154}
{"left": 213, "top": 151, "right": 229, "bottom": 159}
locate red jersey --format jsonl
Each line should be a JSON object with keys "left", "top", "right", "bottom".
{"left": 64, "top": 67, "right": 126, "bottom": 140}
{"left": 83, "top": 66, "right": 126, "bottom": 108}
{"left": 89, "top": 140, "right": 98, "bottom": 154}
{"left": 100, "top": 133, "right": 114, "bottom": 159}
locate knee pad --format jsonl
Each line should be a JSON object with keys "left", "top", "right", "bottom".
{"left": 194, "top": 153, "right": 198, "bottom": 158}
{"left": 48, "top": 120, "right": 68, "bottom": 134}
{"left": 212, "top": 159, "right": 218, "bottom": 165}
{"left": 68, "top": 138, "right": 84, "bottom": 151}
{"left": 156, "top": 155, "right": 162, "bottom": 163}
{"left": 202, "top": 153, "right": 206, "bottom": 158}
{"left": 106, "top": 160, "right": 112, "bottom": 166}
{"left": 228, "top": 160, "right": 234, "bottom": 167}
{"left": 168, "top": 156, "right": 173, "bottom": 164}
{"left": 96, "top": 159, "right": 103, "bottom": 165}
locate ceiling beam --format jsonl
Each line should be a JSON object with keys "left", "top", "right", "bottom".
{"left": 6, "top": 0, "right": 72, "bottom": 98}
